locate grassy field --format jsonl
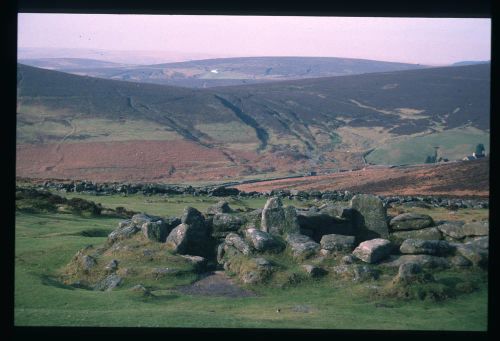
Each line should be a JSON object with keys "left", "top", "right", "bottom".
{"left": 366, "top": 127, "right": 490, "bottom": 165}
{"left": 14, "top": 193, "right": 488, "bottom": 329}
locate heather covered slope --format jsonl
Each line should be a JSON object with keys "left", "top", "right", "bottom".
{"left": 16, "top": 63, "right": 490, "bottom": 182}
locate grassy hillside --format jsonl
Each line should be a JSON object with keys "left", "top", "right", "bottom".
{"left": 19, "top": 56, "right": 427, "bottom": 88}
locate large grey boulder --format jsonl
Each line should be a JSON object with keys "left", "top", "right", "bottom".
{"left": 224, "top": 233, "right": 252, "bottom": 256}
{"left": 261, "top": 197, "right": 300, "bottom": 236}
{"left": 438, "top": 222, "right": 488, "bottom": 240}
{"left": 212, "top": 213, "right": 244, "bottom": 234}
{"left": 165, "top": 207, "right": 211, "bottom": 256}
{"left": 350, "top": 194, "right": 388, "bottom": 239}
{"left": 285, "top": 233, "right": 320, "bottom": 260}
{"left": 320, "top": 234, "right": 356, "bottom": 252}
{"left": 392, "top": 263, "right": 434, "bottom": 285}
{"left": 207, "top": 200, "right": 232, "bottom": 215}
{"left": 93, "top": 274, "right": 122, "bottom": 291}
{"left": 389, "top": 213, "right": 434, "bottom": 231}
{"left": 399, "top": 239, "right": 454, "bottom": 256}
{"left": 352, "top": 238, "right": 392, "bottom": 263}
{"left": 379, "top": 254, "right": 451, "bottom": 269}
{"left": 389, "top": 227, "right": 442, "bottom": 246}
{"left": 451, "top": 237, "right": 488, "bottom": 268}
{"left": 244, "top": 228, "right": 284, "bottom": 252}
{"left": 142, "top": 220, "right": 169, "bottom": 242}
{"left": 181, "top": 207, "right": 205, "bottom": 226}
{"left": 261, "top": 197, "right": 285, "bottom": 234}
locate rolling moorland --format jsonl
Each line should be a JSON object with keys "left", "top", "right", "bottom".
{"left": 18, "top": 56, "right": 428, "bottom": 88}
{"left": 16, "top": 60, "right": 490, "bottom": 186}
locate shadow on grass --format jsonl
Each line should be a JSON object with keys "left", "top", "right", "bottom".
{"left": 39, "top": 274, "right": 76, "bottom": 291}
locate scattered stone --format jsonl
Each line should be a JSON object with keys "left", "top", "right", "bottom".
{"left": 389, "top": 213, "right": 434, "bottom": 231}
{"left": 151, "top": 267, "right": 179, "bottom": 279}
{"left": 292, "top": 304, "right": 312, "bottom": 313}
{"left": 93, "top": 274, "right": 122, "bottom": 291}
{"left": 438, "top": 222, "right": 488, "bottom": 240}
{"left": 131, "top": 213, "right": 161, "bottom": 226}
{"left": 181, "top": 255, "right": 207, "bottom": 271}
{"left": 352, "top": 238, "right": 392, "bottom": 263}
{"left": 130, "top": 284, "right": 150, "bottom": 295}
{"left": 225, "top": 233, "right": 252, "bottom": 255}
{"left": 302, "top": 264, "right": 327, "bottom": 277}
{"left": 333, "top": 264, "right": 379, "bottom": 281}
{"left": 244, "top": 228, "right": 284, "bottom": 252}
{"left": 399, "top": 239, "right": 454, "bottom": 256}
{"left": 393, "top": 263, "right": 433, "bottom": 285}
{"left": 350, "top": 194, "right": 388, "bottom": 238}
{"left": 320, "top": 234, "right": 356, "bottom": 252}
{"left": 285, "top": 233, "right": 320, "bottom": 260}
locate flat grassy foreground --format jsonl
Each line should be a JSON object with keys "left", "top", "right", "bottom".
{"left": 14, "top": 193, "right": 488, "bottom": 330}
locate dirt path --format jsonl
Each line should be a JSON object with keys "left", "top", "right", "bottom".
{"left": 176, "top": 271, "right": 257, "bottom": 298}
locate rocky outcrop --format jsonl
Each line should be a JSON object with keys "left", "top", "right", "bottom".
{"left": 352, "top": 238, "right": 392, "bottom": 263}
{"left": 389, "top": 213, "right": 434, "bottom": 231}
{"left": 350, "top": 194, "right": 388, "bottom": 239}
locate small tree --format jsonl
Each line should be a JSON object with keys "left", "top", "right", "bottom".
{"left": 475, "top": 143, "right": 485, "bottom": 156}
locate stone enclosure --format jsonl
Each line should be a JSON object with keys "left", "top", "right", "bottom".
{"left": 63, "top": 194, "right": 489, "bottom": 294}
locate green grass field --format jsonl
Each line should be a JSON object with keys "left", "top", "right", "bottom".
{"left": 366, "top": 127, "right": 489, "bottom": 165}
{"left": 14, "top": 193, "right": 488, "bottom": 329}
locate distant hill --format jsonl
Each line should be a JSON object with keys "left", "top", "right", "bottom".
{"left": 18, "top": 58, "right": 131, "bottom": 70}
{"left": 451, "top": 61, "right": 490, "bottom": 66}
{"left": 16, "top": 63, "right": 490, "bottom": 182}
{"left": 18, "top": 56, "right": 428, "bottom": 88}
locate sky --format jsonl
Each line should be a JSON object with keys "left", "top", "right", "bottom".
{"left": 17, "top": 14, "right": 491, "bottom": 65}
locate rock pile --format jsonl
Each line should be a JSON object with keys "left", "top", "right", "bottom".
{"left": 62, "top": 194, "right": 488, "bottom": 293}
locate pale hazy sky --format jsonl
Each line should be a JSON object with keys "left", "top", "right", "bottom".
{"left": 18, "top": 14, "right": 491, "bottom": 65}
